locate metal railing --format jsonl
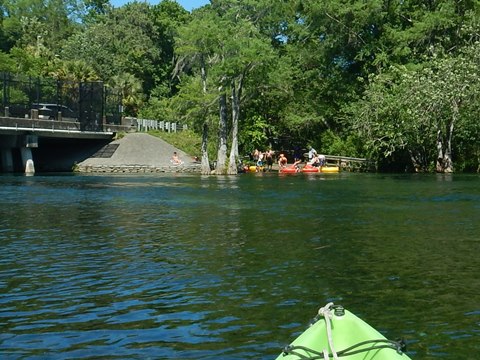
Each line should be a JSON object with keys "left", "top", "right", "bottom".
{"left": 1, "top": 72, "right": 122, "bottom": 132}
{"left": 129, "top": 118, "right": 188, "bottom": 133}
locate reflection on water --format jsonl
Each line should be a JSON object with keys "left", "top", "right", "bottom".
{"left": 0, "top": 173, "right": 479, "bottom": 359}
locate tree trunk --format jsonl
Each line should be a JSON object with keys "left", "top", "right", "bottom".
{"left": 443, "top": 126, "right": 454, "bottom": 173}
{"left": 228, "top": 76, "right": 243, "bottom": 175}
{"left": 443, "top": 102, "right": 457, "bottom": 173}
{"left": 409, "top": 150, "right": 425, "bottom": 172}
{"left": 216, "top": 87, "right": 228, "bottom": 175}
{"left": 436, "top": 129, "right": 444, "bottom": 172}
{"left": 201, "top": 58, "right": 207, "bottom": 93}
{"left": 436, "top": 101, "right": 457, "bottom": 173}
{"left": 200, "top": 60, "right": 211, "bottom": 175}
{"left": 201, "top": 122, "right": 210, "bottom": 175}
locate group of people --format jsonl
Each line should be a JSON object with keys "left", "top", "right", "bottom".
{"left": 252, "top": 146, "right": 324, "bottom": 172}
{"left": 278, "top": 153, "right": 302, "bottom": 171}
{"left": 253, "top": 149, "right": 275, "bottom": 171}
{"left": 171, "top": 147, "right": 325, "bottom": 170}
{"left": 277, "top": 146, "right": 326, "bottom": 171}
{"left": 307, "top": 147, "right": 326, "bottom": 167}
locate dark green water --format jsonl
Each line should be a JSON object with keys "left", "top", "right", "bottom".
{"left": 0, "top": 172, "right": 479, "bottom": 359}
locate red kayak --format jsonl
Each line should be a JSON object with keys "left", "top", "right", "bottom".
{"left": 280, "top": 166, "right": 299, "bottom": 174}
{"left": 302, "top": 164, "right": 320, "bottom": 173}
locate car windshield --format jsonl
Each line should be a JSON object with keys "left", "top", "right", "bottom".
{"left": 32, "top": 103, "right": 76, "bottom": 120}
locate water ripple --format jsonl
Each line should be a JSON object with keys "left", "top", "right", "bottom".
{"left": 1, "top": 173, "right": 479, "bottom": 358}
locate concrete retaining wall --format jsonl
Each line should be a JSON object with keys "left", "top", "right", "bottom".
{"left": 75, "top": 164, "right": 202, "bottom": 174}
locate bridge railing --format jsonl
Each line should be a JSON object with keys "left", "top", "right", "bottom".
{"left": 127, "top": 117, "right": 188, "bottom": 133}
{"left": 1, "top": 72, "right": 122, "bottom": 131}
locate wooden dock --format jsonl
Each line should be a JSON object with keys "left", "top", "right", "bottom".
{"left": 324, "top": 155, "right": 375, "bottom": 172}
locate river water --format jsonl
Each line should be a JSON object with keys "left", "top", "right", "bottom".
{"left": 0, "top": 172, "right": 479, "bottom": 359}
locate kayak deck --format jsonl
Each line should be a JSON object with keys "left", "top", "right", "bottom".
{"left": 276, "top": 303, "right": 411, "bottom": 360}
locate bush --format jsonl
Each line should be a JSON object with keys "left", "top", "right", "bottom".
{"left": 320, "top": 130, "right": 363, "bottom": 157}
{"left": 148, "top": 129, "right": 202, "bottom": 158}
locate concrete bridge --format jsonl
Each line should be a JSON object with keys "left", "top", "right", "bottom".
{"left": 0, "top": 116, "right": 129, "bottom": 174}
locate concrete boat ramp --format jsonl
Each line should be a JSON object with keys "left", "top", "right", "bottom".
{"left": 76, "top": 133, "right": 201, "bottom": 173}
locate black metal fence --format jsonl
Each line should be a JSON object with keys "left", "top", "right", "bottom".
{"left": 1, "top": 72, "right": 122, "bottom": 131}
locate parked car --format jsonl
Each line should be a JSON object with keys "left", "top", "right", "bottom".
{"left": 32, "top": 103, "right": 77, "bottom": 121}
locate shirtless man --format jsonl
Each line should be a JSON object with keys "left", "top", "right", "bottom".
{"left": 278, "top": 153, "right": 288, "bottom": 168}
{"left": 265, "top": 149, "right": 274, "bottom": 171}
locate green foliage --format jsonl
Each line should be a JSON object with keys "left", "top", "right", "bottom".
{"left": 147, "top": 129, "right": 204, "bottom": 159}
{"left": 2, "top": 0, "right": 480, "bottom": 172}
{"left": 7, "top": 87, "right": 29, "bottom": 104}
{"left": 2, "top": 0, "right": 76, "bottom": 54}
{"left": 108, "top": 73, "right": 144, "bottom": 116}
{"left": 0, "top": 51, "right": 16, "bottom": 72}
{"left": 348, "top": 41, "right": 480, "bottom": 172}
{"left": 320, "top": 130, "right": 364, "bottom": 158}
{"left": 49, "top": 59, "right": 99, "bottom": 81}
{"left": 8, "top": 46, "right": 51, "bottom": 76}
{"left": 239, "top": 115, "right": 269, "bottom": 154}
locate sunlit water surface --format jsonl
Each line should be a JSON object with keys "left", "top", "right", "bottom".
{"left": 1, "top": 172, "right": 479, "bottom": 359}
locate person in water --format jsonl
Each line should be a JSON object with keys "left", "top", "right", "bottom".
{"left": 293, "top": 158, "right": 302, "bottom": 171}
{"left": 309, "top": 153, "right": 320, "bottom": 167}
{"left": 319, "top": 154, "right": 326, "bottom": 166}
{"left": 278, "top": 153, "right": 288, "bottom": 169}
{"left": 256, "top": 151, "right": 265, "bottom": 171}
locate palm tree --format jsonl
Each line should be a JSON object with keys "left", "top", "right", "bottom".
{"left": 108, "top": 73, "right": 144, "bottom": 116}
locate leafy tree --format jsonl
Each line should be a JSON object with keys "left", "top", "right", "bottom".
{"left": 49, "top": 59, "right": 99, "bottom": 82}
{"left": 0, "top": 51, "right": 16, "bottom": 72}
{"left": 150, "top": 0, "right": 190, "bottom": 97}
{"left": 2, "top": 0, "right": 480, "bottom": 173}
{"left": 175, "top": 1, "right": 276, "bottom": 175}
{"left": 108, "top": 73, "right": 144, "bottom": 116}
{"left": 174, "top": 10, "right": 222, "bottom": 174}
{"left": 349, "top": 42, "right": 480, "bottom": 172}
{"left": 8, "top": 46, "right": 52, "bottom": 76}
{"left": 272, "top": 0, "right": 480, "bottom": 152}
{"left": 61, "top": 3, "right": 159, "bottom": 93}
{"left": 2, "top": 0, "right": 76, "bottom": 54}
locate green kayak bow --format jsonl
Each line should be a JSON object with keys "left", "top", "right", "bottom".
{"left": 277, "top": 303, "right": 412, "bottom": 360}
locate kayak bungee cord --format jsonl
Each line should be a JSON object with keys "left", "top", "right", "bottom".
{"left": 280, "top": 345, "right": 327, "bottom": 360}
{"left": 332, "top": 338, "right": 407, "bottom": 357}
{"left": 282, "top": 338, "right": 406, "bottom": 358}
{"left": 280, "top": 303, "right": 408, "bottom": 359}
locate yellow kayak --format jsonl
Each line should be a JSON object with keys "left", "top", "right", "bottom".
{"left": 320, "top": 166, "right": 340, "bottom": 173}
{"left": 245, "top": 165, "right": 264, "bottom": 172}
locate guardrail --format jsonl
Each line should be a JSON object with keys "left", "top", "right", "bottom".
{"left": 128, "top": 118, "right": 188, "bottom": 133}
{"left": 0, "top": 116, "right": 128, "bottom": 139}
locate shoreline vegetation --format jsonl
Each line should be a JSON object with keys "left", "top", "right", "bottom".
{"left": 148, "top": 130, "right": 202, "bottom": 161}
{"left": 2, "top": 1, "right": 480, "bottom": 173}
